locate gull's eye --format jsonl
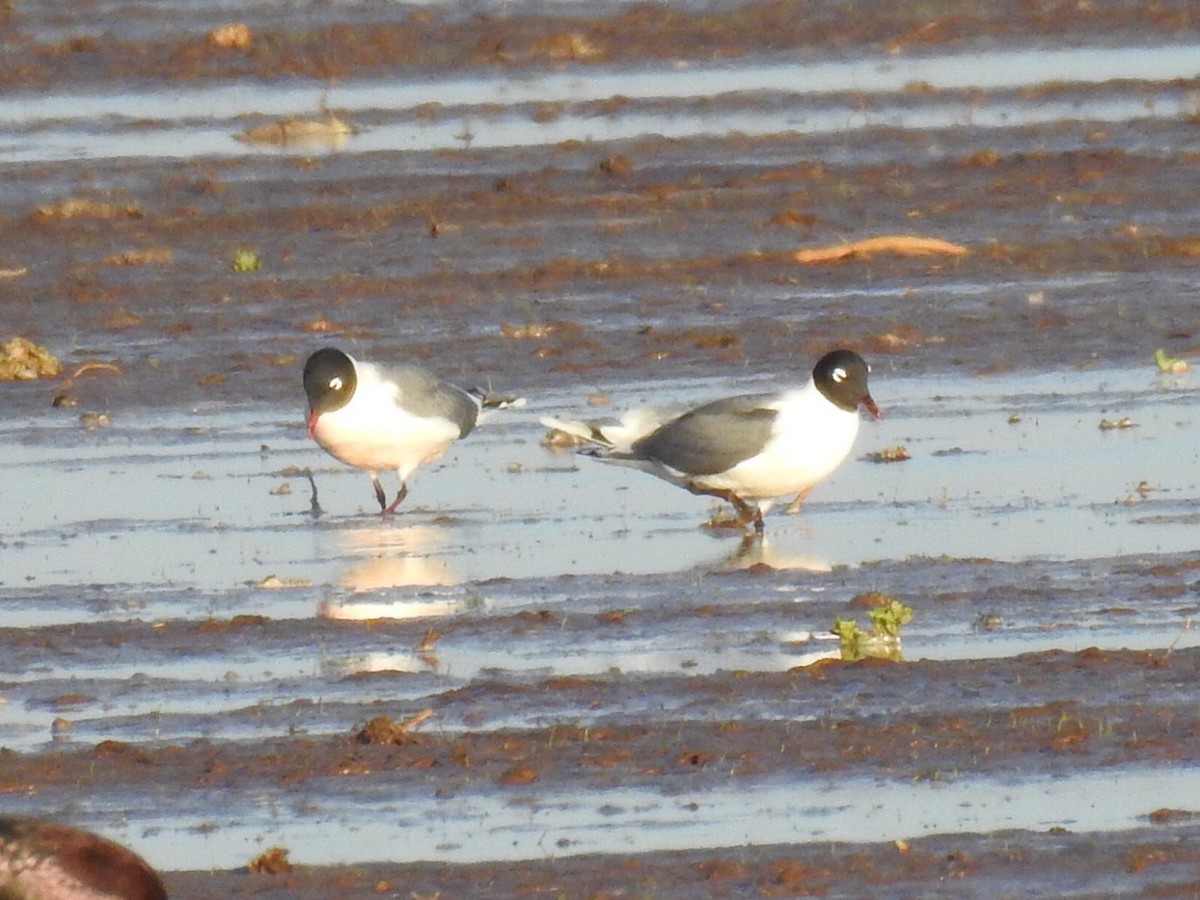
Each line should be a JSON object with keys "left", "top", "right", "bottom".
{"left": 329, "top": 376, "right": 344, "bottom": 391}
{"left": 831, "top": 367, "right": 847, "bottom": 383}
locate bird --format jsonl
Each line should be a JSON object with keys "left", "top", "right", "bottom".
{"left": 303, "top": 347, "right": 522, "bottom": 514}
{"left": 542, "top": 348, "right": 879, "bottom": 533}
{"left": 0, "top": 816, "right": 167, "bottom": 900}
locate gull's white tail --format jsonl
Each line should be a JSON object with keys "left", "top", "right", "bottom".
{"left": 540, "top": 407, "right": 673, "bottom": 454}
{"left": 468, "top": 387, "right": 526, "bottom": 410}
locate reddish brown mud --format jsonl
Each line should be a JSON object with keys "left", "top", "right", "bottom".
{"left": 3, "top": 1, "right": 1200, "bottom": 897}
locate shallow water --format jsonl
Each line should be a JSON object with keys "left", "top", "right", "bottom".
{"left": 10, "top": 762, "right": 1200, "bottom": 869}
{"left": 4, "top": 365, "right": 1196, "bottom": 601}
{"left": 3, "top": 364, "right": 1199, "bottom": 757}
{"left": 3, "top": 43, "right": 1199, "bottom": 162}
{"left": 5, "top": 14, "right": 1200, "bottom": 889}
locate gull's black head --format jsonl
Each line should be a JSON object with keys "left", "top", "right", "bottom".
{"left": 304, "top": 347, "right": 357, "bottom": 435}
{"left": 812, "top": 349, "right": 880, "bottom": 418}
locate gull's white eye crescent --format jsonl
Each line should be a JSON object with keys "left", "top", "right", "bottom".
{"left": 329, "top": 376, "right": 344, "bottom": 391}
{"left": 831, "top": 367, "right": 847, "bottom": 383}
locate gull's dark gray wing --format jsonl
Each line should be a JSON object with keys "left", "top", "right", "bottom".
{"left": 629, "top": 393, "right": 777, "bottom": 476}
{"left": 388, "top": 365, "right": 480, "bottom": 437}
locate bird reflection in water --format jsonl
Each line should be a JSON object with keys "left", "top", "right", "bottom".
{"left": 712, "top": 532, "right": 832, "bottom": 574}
{"left": 317, "top": 522, "right": 468, "bottom": 624}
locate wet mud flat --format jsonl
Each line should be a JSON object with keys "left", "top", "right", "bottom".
{"left": 4, "top": 0, "right": 1200, "bottom": 896}
{"left": 7, "top": 555, "right": 1200, "bottom": 898}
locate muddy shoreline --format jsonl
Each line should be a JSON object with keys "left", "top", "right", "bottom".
{"left": 6, "top": 120, "right": 1200, "bottom": 421}
{"left": 163, "top": 825, "right": 1200, "bottom": 898}
{"left": 3, "top": 0, "right": 1199, "bottom": 88}
{"left": 4, "top": 0, "right": 1200, "bottom": 896}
